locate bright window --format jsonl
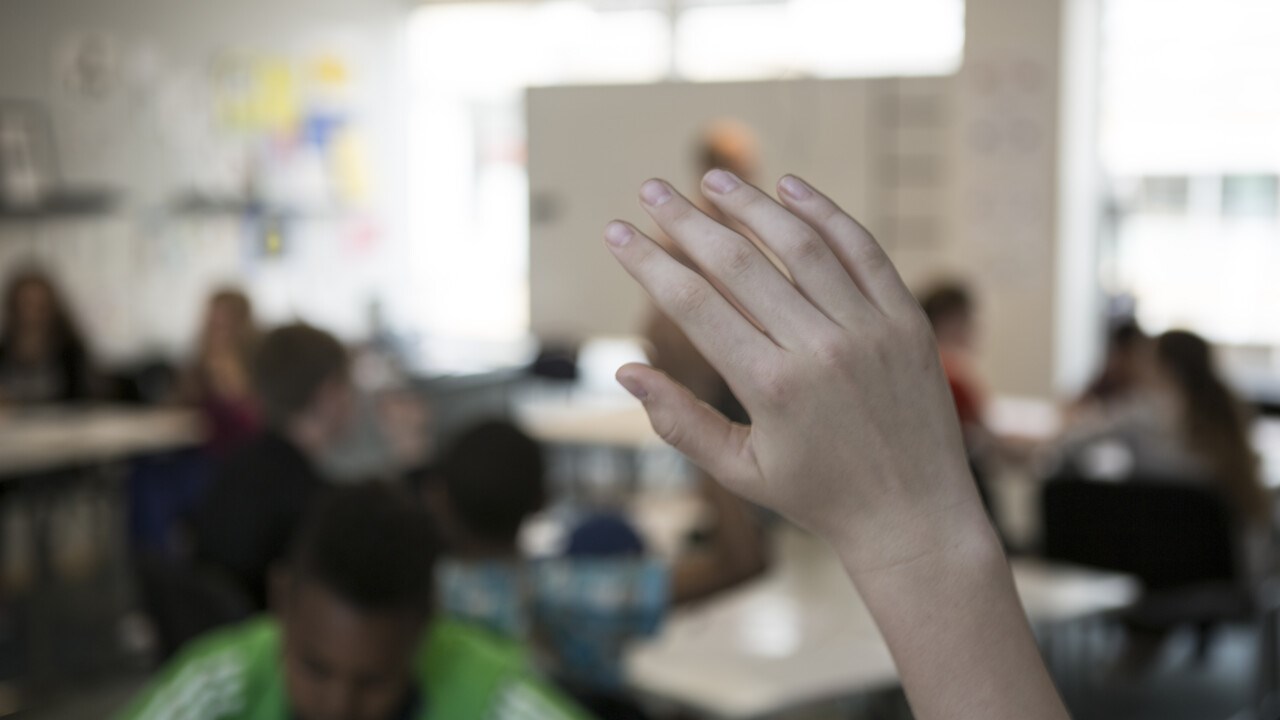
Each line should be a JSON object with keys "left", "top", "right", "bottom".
{"left": 1100, "top": 0, "right": 1280, "bottom": 352}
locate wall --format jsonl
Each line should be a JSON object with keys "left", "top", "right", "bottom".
{"left": 527, "top": 76, "right": 955, "bottom": 345}
{"left": 0, "top": 0, "right": 411, "bottom": 362}
{"left": 529, "top": 0, "right": 1100, "bottom": 400}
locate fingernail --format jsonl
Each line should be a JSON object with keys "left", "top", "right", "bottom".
{"left": 779, "top": 175, "right": 813, "bottom": 201}
{"left": 640, "top": 180, "right": 672, "bottom": 206}
{"left": 704, "top": 169, "right": 740, "bottom": 194}
{"left": 617, "top": 375, "right": 648, "bottom": 400}
{"left": 604, "top": 221, "right": 632, "bottom": 247}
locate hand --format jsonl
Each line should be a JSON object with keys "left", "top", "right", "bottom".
{"left": 606, "top": 172, "right": 1069, "bottom": 720}
{"left": 605, "top": 171, "right": 985, "bottom": 575}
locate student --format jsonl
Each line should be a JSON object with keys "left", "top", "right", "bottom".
{"left": 424, "top": 420, "right": 764, "bottom": 690}
{"left": 190, "top": 323, "right": 352, "bottom": 609}
{"left": 181, "top": 288, "right": 261, "bottom": 456}
{"left": 920, "top": 281, "right": 985, "bottom": 434}
{"left": 0, "top": 268, "right": 95, "bottom": 404}
{"left": 1062, "top": 330, "right": 1267, "bottom": 522}
{"left": 603, "top": 170, "right": 1070, "bottom": 720}
{"left": 1074, "top": 319, "right": 1149, "bottom": 411}
{"left": 119, "top": 484, "right": 586, "bottom": 720}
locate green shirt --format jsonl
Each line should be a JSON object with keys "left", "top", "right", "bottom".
{"left": 117, "top": 617, "right": 588, "bottom": 720}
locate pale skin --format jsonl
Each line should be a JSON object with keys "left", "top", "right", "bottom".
{"left": 604, "top": 169, "right": 1070, "bottom": 720}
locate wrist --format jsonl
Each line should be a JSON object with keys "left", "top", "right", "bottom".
{"left": 827, "top": 480, "right": 1001, "bottom": 586}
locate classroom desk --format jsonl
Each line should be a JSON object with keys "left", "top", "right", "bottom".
{"left": 0, "top": 405, "right": 201, "bottom": 707}
{"left": 0, "top": 406, "right": 201, "bottom": 478}
{"left": 515, "top": 394, "right": 656, "bottom": 450}
{"left": 625, "top": 527, "right": 1139, "bottom": 719}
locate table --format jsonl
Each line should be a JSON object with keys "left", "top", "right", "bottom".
{"left": 624, "top": 527, "right": 1139, "bottom": 719}
{"left": 514, "top": 392, "right": 666, "bottom": 496}
{"left": 515, "top": 394, "right": 656, "bottom": 450}
{"left": 0, "top": 406, "right": 201, "bottom": 707}
{"left": 0, "top": 406, "right": 201, "bottom": 479}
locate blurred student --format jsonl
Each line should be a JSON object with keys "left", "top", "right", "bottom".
{"left": 0, "top": 268, "right": 95, "bottom": 404}
{"left": 1076, "top": 320, "right": 1149, "bottom": 409}
{"left": 120, "top": 484, "right": 586, "bottom": 720}
{"left": 423, "top": 420, "right": 765, "bottom": 693}
{"left": 190, "top": 323, "right": 352, "bottom": 609}
{"left": 182, "top": 288, "right": 261, "bottom": 456}
{"left": 920, "top": 282, "right": 986, "bottom": 437}
{"left": 1061, "top": 330, "right": 1268, "bottom": 525}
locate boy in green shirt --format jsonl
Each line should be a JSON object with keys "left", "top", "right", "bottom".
{"left": 119, "top": 485, "right": 586, "bottom": 720}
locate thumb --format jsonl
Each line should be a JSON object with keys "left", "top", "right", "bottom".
{"left": 616, "top": 363, "right": 760, "bottom": 489}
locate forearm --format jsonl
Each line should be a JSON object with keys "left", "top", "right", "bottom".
{"left": 838, "top": 501, "right": 1069, "bottom": 720}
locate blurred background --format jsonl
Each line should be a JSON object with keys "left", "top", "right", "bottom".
{"left": 2, "top": 0, "right": 1280, "bottom": 718}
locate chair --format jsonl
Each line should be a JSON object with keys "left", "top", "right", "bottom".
{"left": 1040, "top": 476, "right": 1251, "bottom": 658}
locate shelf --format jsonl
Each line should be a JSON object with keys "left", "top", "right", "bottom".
{"left": 0, "top": 190, "right": 116, "bottom": 220}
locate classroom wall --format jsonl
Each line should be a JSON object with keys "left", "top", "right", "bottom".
{"left": 0, "top": 0, "right": 411, "bottom": 362}
{"left": 530, "top": 0, "right": 1096, "bottom": 400}
{"left": 527, "top": 76, "right": 955, "bottom": 346}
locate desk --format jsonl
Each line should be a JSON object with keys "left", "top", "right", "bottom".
{"left": 0, "top": 406, "right": 201, "bottom": 707}
{"left": 514, "top": 393, "right": 666, "bottom": 496}
{"left": 625, "top": 527, "right": 1139, "bottom": 719}
{"left": 0, "top": 406, "right": 201, "bottom": 478}
{"left": 515, "top": 395, "right": 656, "bottom": 450}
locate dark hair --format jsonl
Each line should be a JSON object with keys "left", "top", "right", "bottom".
{"left": 202, "top": 288, "right": 256, "bottom": 353}
{"left": 1, "top": 268, "right": 87, "bottom": 357}
{"left": 289, "top": 484, "right": 437, "bottom": 614}
{"left": 253, "top": 323, "right": 348, "bottom": 426}
{"left": 919, "top": 282, "right": 973, "bottom": 328}
{"left": 1108, "top": 319, "right": 1146, "bottom": 352}
{"left": 440, "top": 420, "right": 546, "bottom": 546}
{"left": 1155, "top": 330, "right": 1267, "bottom": 523}
{"left": 1082, "top": 320, "right": 1149, "bottom": 403}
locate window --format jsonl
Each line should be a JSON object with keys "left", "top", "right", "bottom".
{"left": 1223, "top": 174, "right": 1279, "bottom": 218}
{"left": 1099, "top": 0, "right": 1280, "bottom": 352}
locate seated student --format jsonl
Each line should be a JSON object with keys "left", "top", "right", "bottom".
{"left": 1073, "top": 319, "right": 1149, "bottom": 413}
{"left": 190, "top": 323, "right": 352, "bottom": 609}
{"left": 119, "top": 484, "right": 586, "bottom": 720}
{"left": 423, "top": 420, "right": 765, "bottom": 696}
{"left": 604, "top": 171, "right": 1069, "bottom": 719}
{"left": 0, "top": 268, "right": 96, "bottom": 405}
{"left": 919, "top": 281, "right": 986, "bottom": 437}
{"left": 180, "top": 288, "right": 262, "bottom": 456}
{"left": 1059, "top": 330, "right": 1269, "bottom": 572}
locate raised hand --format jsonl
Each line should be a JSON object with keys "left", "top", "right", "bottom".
{"left": 604, "top": 171, "right": 1069, "bottom": 720}
{"left": 605, "top": 171, "right": 980, "bottom": 575}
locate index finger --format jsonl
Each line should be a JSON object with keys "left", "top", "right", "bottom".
{"left": 604, "top": 220, "right": 780, "bottom": 390}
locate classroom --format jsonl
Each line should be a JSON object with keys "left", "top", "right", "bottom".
{"left": 2, "top": 0, "right": 1279, "bottom": 719}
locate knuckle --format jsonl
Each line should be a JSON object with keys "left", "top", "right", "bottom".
{"left": 722, "top": 241, "right": 756, "bottom": 279}
{"left": 667, "top": 200, "right": 697, "bottom": 227}
{"left": 653, "top": 413, "right": 685, "bottom": 448}
{"left": 788, "top": 229, "right": 827, "bottom": 263}
{"left": 738, "top": 189, "right": 768, "bottom": 212}
{"left": 811, "top": 336, "right": 851, "bottom": 369}
{"left": 753, "top": 362, "right": 791, "bottom": 406}
{"left": 815, "top": 198, "right": 849, "bottom": 228}
{"left": 668, "top": 282, "right": 710, "bottom": 317}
